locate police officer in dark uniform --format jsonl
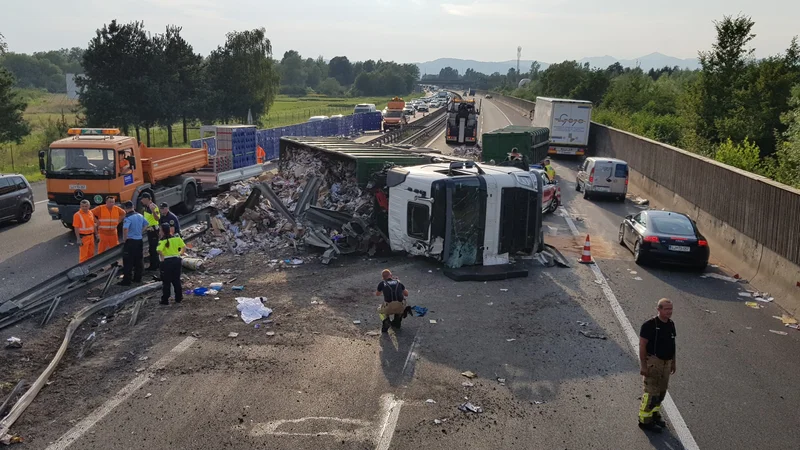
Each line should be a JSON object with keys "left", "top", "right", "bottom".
{"left": 158, "top": 202, "right": 182, "bottom": 237}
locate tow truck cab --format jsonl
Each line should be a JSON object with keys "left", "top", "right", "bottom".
{"left": 385, "top": 161, "right": 544, "bottom": 267}
{"left": 446, "top": 98, "right": 480, "bottom": 145}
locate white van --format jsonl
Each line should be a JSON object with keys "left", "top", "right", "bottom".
{"left": 308, "top": 116, "right": 329, "bottom": 122}
{"left": 353, "top": 104, "right": 377, "bottom": 114}
{"left": 576, "top": 157, "right": 629, "bottom": 201}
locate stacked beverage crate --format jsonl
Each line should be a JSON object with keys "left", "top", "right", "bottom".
{"left": 231, "top": 126, "right": 257, "bottom": 169}
{"left": 213, "top": 127, "right": 234, "bottom": 172}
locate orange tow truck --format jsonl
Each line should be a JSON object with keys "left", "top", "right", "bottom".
{"left": 383, "top": 97, "right": 408, "bottom": 130}
{"left": 40, "top": 128, "right": 209, "bottom": 229}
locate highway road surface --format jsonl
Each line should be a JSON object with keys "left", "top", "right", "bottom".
{"left": 3, "top": 98, "right": 799, "bottom": 450}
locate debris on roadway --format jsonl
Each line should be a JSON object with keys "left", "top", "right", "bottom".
{"left": 579, "top": 330, "right": 607, "bottom": 340}
{"left": 458, "top": 402, "right": 484, "bottom": 413}
{"left": 235, "top": 297, "right": 273, "bottom": 324}
{"left": 461, "top": 370, "right": 477, "bottom": 379}
{"left": 4, "top": 337, "right": 22, "bottom": 349}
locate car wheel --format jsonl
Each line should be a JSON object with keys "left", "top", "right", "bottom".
{"left": 575, "top": 180, "right": 581, "bottom": 192}
{"left": 692, "top": 263, "right": 708, "bottom": 273}
{"left": 618, "top": 195, "right": 626, "bottom": 203}
{"left": 618, "top": 224, "right": 627, "bottom": 247}
{"left": 547, "top": 197, "right": 559, "bottom": 213}
{"left": 17, "top": 203, "right": 33, "bottom": 223}
{"left": 583, "top": 188, "right": 591, "bottom": 200}
{"left": 633, "top": 240, "right": 645, "bottom": 265}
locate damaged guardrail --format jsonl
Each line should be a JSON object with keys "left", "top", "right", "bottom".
{"left": 0, "top": 206, "right": 215, "bottom": 330}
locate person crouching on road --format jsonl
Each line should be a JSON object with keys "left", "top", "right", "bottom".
{"left": 376, "top": 269, "right": 409, "bottom": 333}
{"left": 73, "top": 199, "right": 96, "bottom": 263}
{"left": 156, "top": 223, "right": 186, "bottom": 305}
{"left": 638, "top": 298, "right": 677, "bottom": 433}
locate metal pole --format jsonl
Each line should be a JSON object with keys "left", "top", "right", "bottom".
{"left": 10, "top": 145, "right": 14, "bottom": 172}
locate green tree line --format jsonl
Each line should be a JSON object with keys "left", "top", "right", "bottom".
{"left": 0, "top": 47, "right": 84, "bottom": 93}
{"left": 277, "top": 51, "right": 420, "bottom": 97}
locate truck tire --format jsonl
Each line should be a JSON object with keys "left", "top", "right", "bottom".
{"left": 62, "top": 220, "right": 74, "bottom": 230}
{"left": 175, "top": 183, "right": 197, "bottom": 214}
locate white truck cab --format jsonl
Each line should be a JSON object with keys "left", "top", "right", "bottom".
{"left": 386, "top": 161, "right": 544, "bottom": 267}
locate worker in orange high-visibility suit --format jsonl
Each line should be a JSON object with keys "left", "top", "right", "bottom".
{"left": 91, "top": 196, "right": 126, "bottom": 254}
{"left": 72, "top": 199, "right": 97, "bottom": 263}
{"left": 257, "top": 145, "right": 266, "bottom": 164}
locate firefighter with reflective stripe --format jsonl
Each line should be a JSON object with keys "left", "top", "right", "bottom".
{"left": 543, "top": 158, "right": 556, "bottom": 181}
{"left": 72, "top": 199, "right": 96, "bottom": 263}
{"left": 91, "top": 196, "right": 126, "bottom": 254}
{"left": 638, "top": 298, "right": 677, "bottom": 433}
{"left": 156, "top": 223, "right": 186, "bottom": 305}
{"left": 375, "top": 269, "right": 409, "bottom": 333}
{"left": 140, "top": 192, "right": 161, "bottom": 271}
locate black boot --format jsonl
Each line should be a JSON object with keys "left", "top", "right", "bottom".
{"left": 638, "top": 421, "right": 663, "bottom": 433}
{"left": 381, "top": 318, "right": 391, "bottom": 333}
{"left": 391, "top": 316, "right": 402, "bottom": 329}
{"left": 653, "top": 412, "right": 666, "bottom": 428}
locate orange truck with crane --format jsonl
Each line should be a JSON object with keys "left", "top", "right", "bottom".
{"left": 383, "top": 97, "right": 408, "bottom": 131}
{"left": 40, "top": 128, "right": 210, "bottom": 229}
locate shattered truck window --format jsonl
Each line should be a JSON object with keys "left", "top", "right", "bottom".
{"left": 445, "top": 178, "right": 485, "bottom": 268}
{"left": 407, "top": 203, "right": 430, "bottom": 240}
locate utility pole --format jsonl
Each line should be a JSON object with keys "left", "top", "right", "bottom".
{"left": 517, "top": 46, "right": 522, "bottom": 83}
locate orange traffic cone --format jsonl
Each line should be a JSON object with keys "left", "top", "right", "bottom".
{"left": 578, "top": 235, "right": 594, "bottom": 264}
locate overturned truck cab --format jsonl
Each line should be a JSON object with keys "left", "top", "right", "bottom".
{"left": 386, "top": 161, "right": 543, "bottom": 269}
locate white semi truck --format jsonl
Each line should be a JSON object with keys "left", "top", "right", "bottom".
{"left": 531, "top": 97, "right": 593, "bottom": 157}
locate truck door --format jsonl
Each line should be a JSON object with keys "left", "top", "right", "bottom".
{"left": 118, "top": 147, "right": 138, "bottom": 201}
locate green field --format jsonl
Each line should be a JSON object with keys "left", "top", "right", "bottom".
{"left": 0, "top": 91, "right": 421, "bottom": 182}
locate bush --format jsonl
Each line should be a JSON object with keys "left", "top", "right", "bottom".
{"left": 280, "top": 85, "right": 308, "bottom": 97}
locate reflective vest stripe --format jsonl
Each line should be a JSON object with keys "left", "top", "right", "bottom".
{"left": 77, "top": 212, "right": 94, "bottom": 234}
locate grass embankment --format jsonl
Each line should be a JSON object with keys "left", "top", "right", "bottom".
{"left": 1, "top": 92, "right": 422, "bottom": 182}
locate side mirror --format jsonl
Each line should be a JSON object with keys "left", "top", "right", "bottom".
{"left": 38, "top": 151, "right": 46, "bottom": 173}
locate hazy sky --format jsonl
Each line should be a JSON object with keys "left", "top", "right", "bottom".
{"left": 1, "top": 0, "right": 798, "bottom": 63}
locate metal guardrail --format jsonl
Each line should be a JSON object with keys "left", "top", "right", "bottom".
{"left": 0, "top": 206, "right": 215, "bottom": 330}
{"left": 364, "top": 108, "right": 447, "bottom": 146}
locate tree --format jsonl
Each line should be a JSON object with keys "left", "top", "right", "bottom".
{"left": 280, "top": 50, "right": 306, "bottom": 87}
{"left": 686, "top": 15, "right": 756, "bottom": 145}
{"left": 528, "top": 61, "right": 541, "bottom": 80}
{"left": 318, "top": 77, "right": 343, "bottom": 96}
{"left": 0, "top": 67, "right": 31, "bottom": 144}
{"left": 157, "top": 25, "right": 202, "bottom": 146}
{"left": 328, "top": 56, "right": 353, "bottom": 86}
{"left": 0, "top": 32, "right": 7, "bottom": 56}
{"left": 570, "top": 69, "right": 610, "bottom": 104}
{"left": 714, "top": 138, "right": 762, "bottom": 172}
{"left": 79, "top": 20, "right": 155, "bottom": 137}
{"left": 204, "top": 28, "right": 279, "bottom": 123}
{"left": 772, "top": 85, "right": 800, "bottom": 187}
{"left": 438, "top": 66, "right": 459, "bottom": 79}
{"left": 304, "top": 57, "right": 324, "bottom": 90}
{"left": 540, "top": 61, "right": 585, "bottom": 97}
{"left": 1, "top": 53, "right": 64, "bottom": 92}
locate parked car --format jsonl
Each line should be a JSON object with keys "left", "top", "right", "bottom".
{"left": 618, "top": 210, "right": 709, "bottom": 270}
{"left": 0, "top": 173, "right": 35, "bottom": 224}
{"left": 416, "top": 103, "right": 430, "bottom": 112}
{"left": 576, "top": 157, "right": 628, "bottom": 201}
{"left": 531, "top": 169, "right": 560, "bottom": 213}
{"left": 308, "top": 116, "right": 329, "bottom": 122}
{"left": 353, "top": 104, "right": 377, "bottom": 114}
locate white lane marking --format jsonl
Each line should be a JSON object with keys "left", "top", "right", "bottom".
{"left": 559, "top": 209, "right": 700, "bottom": 450}
{"left": 375, "top": 394, "right": 403, "bottom": 450}
{"left": 401, "top": 333, "right": 421, "bottom": 378}
{"left": 35, "top": 199, "right": 48, "bottom": 205}
{"left": 249, "top": 417, "right": 373, "bottom": 440}
{"left": 424, "top": 127, "right": 446, "bottom": 148}
{"left": 487, "top": 99, "right": 513, "bottom": 126}
{"left": 46, "top": 337, "right": 197, "bottom": 450}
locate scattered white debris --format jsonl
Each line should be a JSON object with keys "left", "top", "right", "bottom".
{"left": 497, "top": 378, "right": 506, "bottom": 383}
{"left": 138, "top": 356, "right": 149, "bottom": 361}
{"left": 145, "top": 393, "right": 152, "bottom": 398}
{"left": 633, "top": 277, "right": 643, "bottom": 281}
{"left": 366, "top": 331, "right": 381, "bottom": 336}
{"left": 506, "top": 338, "right": 516, "bottom": 342}
{"left": 434, "top": 419, "right": 442, "bottom": 425}
{"left": 429, "top": 319, "right": 437, "bottom": 324}
{"left": 353, "top": 320, "right": 362, "bottom": 325}
{"left": 577, "top": 321, "right": 589, "bottom": 327}
{"left": 159, "top": 377, "right": 167, "bottom": 382}
{"left": 500, "top": 288, "right": 509, "bottom": 292}
{"left": 486, "top": 302, "right": 494, "bottom": 306}
{"left": 5, "top": 336, "right": 22, "bottom": 348}
{"left": 136, "top": 368, "right": 146, "bottom": 373}
{"left": 738, "top": 292, "right": 752, "bottom": 298}
{"left": 769, "top": 330, "right": 789, "bottom": 336}
{"left": 266, "top": 331, "right": 276, "bottom": 336}
{"left": 228, "top": 332, "right": 239, "bottom": 338}
{"left": 703, "top": 310, "right": 717, "bottom": 314}
{"left": 236, "top": 297, "right": 272, "bottom": 324}
{"left": 426, "top": 399, "right": 437, "bottom": 404}
{"left": 462, "top": 381, "right": 474, "bottom": 387}
{"left": 458, "top": 402, "right": 483, "bottom": 413}
{"left": 700, "top": 273, "right": 740, "bottom": 283}
{"left": 461, "top": 370, "right": 477, "bottom": 379}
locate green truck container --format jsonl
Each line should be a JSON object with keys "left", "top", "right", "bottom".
{"left": 279, "top": 137, "right": 437, "bottom": 186}
{"left": 481, "top": 126, "right": 550, "bottom": 164}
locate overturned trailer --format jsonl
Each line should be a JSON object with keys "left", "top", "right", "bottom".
{"left": 278, "top": 137, "right": 544, "bottom": 279}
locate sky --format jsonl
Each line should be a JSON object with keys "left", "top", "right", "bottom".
{"left": 1, "top": 0, "right": 798, "bottom": 63}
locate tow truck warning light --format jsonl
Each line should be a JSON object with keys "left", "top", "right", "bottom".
{"left": 67, "top": 128, "right": 121, "bottom": 136}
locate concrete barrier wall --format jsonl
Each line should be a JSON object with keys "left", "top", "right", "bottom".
{"left": 481, "top": 90, "right": 800, "bottom": 313}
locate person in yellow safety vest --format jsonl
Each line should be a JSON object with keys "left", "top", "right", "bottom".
{"left": 544, "top": 158, "right": 556, "bottom": 181}
{"left": 375, "top": 269, "right": 409, "bottom": 333}
{"left": 72, "top": 199, "right": 96, "bottom": 264}
{"left": 91, "top": 196, "right": 126, "bottom": 254}
{"left": 156, "top": 223, "right": 186, "bottom": 305}
{"left": 140, "top": 192, "right": 161, "bottom": 271}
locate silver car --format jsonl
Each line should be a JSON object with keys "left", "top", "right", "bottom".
{"left": 576, "top": 157, "right": 628, "bottom": 201}
{"left": 0, "top": 173, "right": 35, "bottom": 224}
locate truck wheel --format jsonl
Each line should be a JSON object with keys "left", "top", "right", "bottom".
{"left": 17, "top": 203, "right": 33, "bottom": 223}
{"left": 175, "top": 183, "right": 197, "bottom": 214}
{"left": 62, "top": 220, "right": 74, "bottom": 230}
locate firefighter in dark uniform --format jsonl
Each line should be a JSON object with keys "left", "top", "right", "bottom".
{"left": 638, "top": 298, "right": 677, "bottom": 432}
{"left": 375, "top": 269, "right": 409, "bottom": 333}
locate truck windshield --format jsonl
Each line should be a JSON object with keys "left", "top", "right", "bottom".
{"left": 47, "top": 148, "right": 116, "bottom": 179}
{"left": 385, "top": 111, "right": 403, "bottom": 118}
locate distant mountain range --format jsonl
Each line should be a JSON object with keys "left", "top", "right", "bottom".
{"left": 415, "top": 53, "right": 700, "bottom": 76}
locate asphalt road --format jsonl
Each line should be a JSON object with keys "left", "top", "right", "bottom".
{"left": 0, "top": 181, "right": 77, "bottom": 302}
{"left": 5, "top": 98, "right": 800, "bottom": 450}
